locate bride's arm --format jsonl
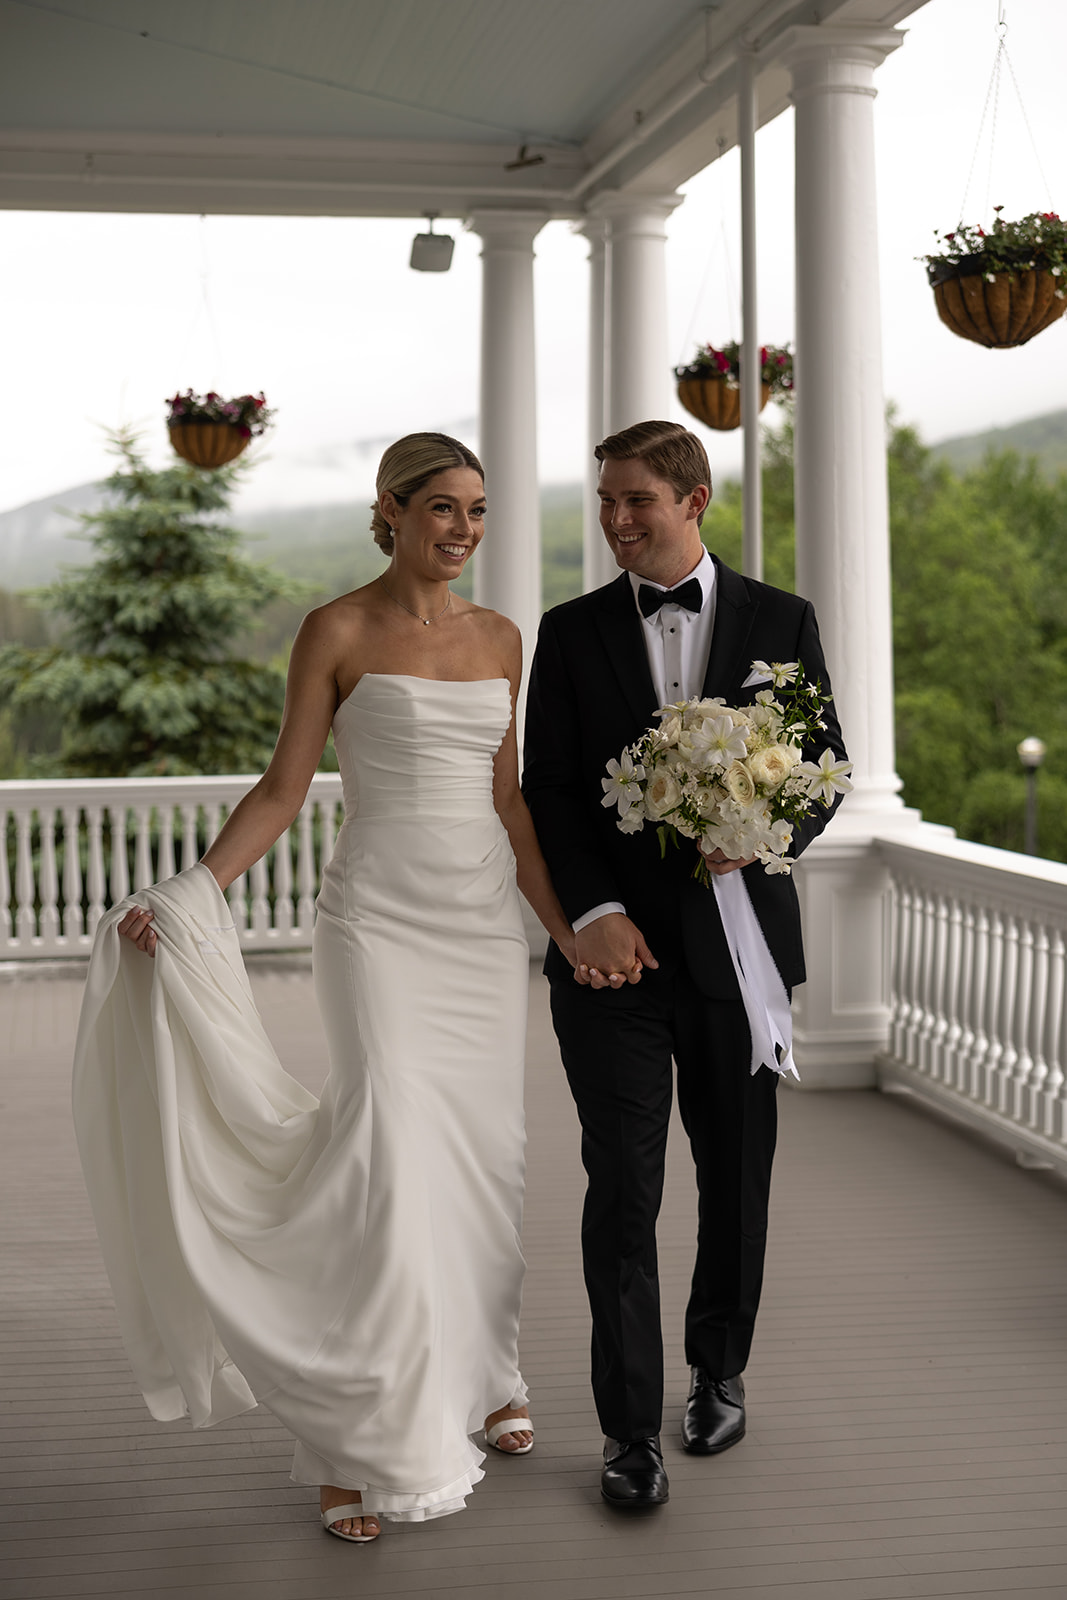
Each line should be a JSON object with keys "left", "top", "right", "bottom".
{"left": 118, "top": 609, "right": 342, "bottom": 955}
{"left": 200, "top": 610, "right": 341, "bottom": 890}
{"left": 492, "top": 626, "right": 577, "bottom": 968}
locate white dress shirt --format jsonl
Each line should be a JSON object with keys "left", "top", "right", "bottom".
{"left": 574, "top": 550, "right": 717, "bottom": 932}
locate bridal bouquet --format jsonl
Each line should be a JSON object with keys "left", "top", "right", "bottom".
{"left": 601, "top": 660, "right": 853, "bottom": 885}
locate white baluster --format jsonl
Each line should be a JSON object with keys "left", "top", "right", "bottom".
{"left": 228, "top": 871, "right": 249, "bottom": 934}
{"left": 915, "top": 885, "right": 939, "bottom": 1077}
{"left": 61, "top": 805, "right": 84, "bottom": 940}
{"left": 901, "top": 875, "right": 925, "bottom": 1067}
{"left": 133, "top": 804, "right": 153, "bottom": 891}
{"left": 108, "top": 806, "right": 130, "bottom": 905}
{"left": 927, "top": 891, "right": 951, "bottom": 1081}
{"left": 888, "top": 872, "right": 909, "bottom": 1060}
{"left": 14, "top": 806, "right": 35, "bottom": 942}
{"left": 980, "top": 906, "right": 1005, "bottom": 1106}
{"left": 993, "top": 909, "right": 1020, "bottom": 1114}
{"left": 85, "top": 806, "right": 106, "bottom": 935}
{"left": 180, "top": 803, "right": 200, "bottom": 871}
{"left": 321, "top": 796, "right": 337, "bottom": 867}
{"left": 296, "top": 802, "right": 316, "bottom": 936}
{"left": 249, "top": 855, "right": 271, "bottom": 938}
{"left": 157, "top": 802, "right": 176, "bottom": 882}
{"left": 38, "top": 805, "right": 60, "bottom": 945}
{"left": 203, "top": 802, "right": 222, "bottom": 850}
{"left": 1009, "top": 916, "right": 1035, "bottom": 1124}
{"left": 0, "top": 808, "right": 11, "bottom": 943}
{"left": 1023, "top": 920, "right": 1050, "bottom": 1130}
{"left": 1043, "top": 923, "right": 1066, "bottom": 1143}
{"left": 954, "top": 898, "right": 976, "bottom": 1098}
{"left": 273, "top": 824, "right": 294, "bottom": 938}
{"left": 938, "top": 894, "right": 963, "bottom": 1089}
{"left": 967, "top": 903, "right": 992, "bottom": 1102}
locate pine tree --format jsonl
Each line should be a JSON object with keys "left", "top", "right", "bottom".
{"left": 0, "top": 432, "right": 301, "bottom": 777}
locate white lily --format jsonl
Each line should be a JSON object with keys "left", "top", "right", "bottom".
{"left": 601, "top": 749, "right": 645, "bottom": 811}
{"left": 750, "top": 659, "right": 799, "bottom": 689}
{"left": 796, "top": 747, "right": 854, "bottom": 805}
{"left": 693, "top": 714, "right": 750, "bottom": 768}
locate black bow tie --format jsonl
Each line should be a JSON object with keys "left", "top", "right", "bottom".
{"left": 637, "top": 577, "right": 703, "bottom": 618}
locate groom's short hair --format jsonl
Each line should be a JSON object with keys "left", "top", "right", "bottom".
{"left": 595, "top": 421, "right": 712, "bottom": 526}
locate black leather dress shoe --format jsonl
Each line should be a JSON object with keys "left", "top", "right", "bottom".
{"left": 601, "top": 1436, "right": 669, "bottom": 1506}
{"left": 680, "top": 1369, "right": 746, "bottom": 1454}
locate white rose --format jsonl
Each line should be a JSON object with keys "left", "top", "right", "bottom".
{"left": 723, "top": 760, "right": 757, "bottom": 806}
{"left": 655, "top": 712, "right": 683, "bottom": 747}
{"left": 747, "top": 743, "right": 800, "bottom": 792}
{"left": 644, "top": 770, "right": 683, "bottom": 819}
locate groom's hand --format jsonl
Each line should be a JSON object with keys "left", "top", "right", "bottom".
{"left": 574, "top": 913, "right": 658, "bottom": 990}
{"left": 699, "top": 847, "right": 757, "bottom": 876}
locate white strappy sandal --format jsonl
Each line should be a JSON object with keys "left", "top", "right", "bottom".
{"left": 321, "top": 1503, "right": 381, "bottom": 1542}
{"left": 485, "top": 1415, "right": 535, "bottom": 1455}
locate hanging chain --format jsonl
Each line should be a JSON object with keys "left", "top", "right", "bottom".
{"left": 959, "top": 3, "right": 1056, "bottom": 225}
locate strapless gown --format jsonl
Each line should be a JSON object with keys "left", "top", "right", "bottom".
{"left": 72, "top": 674, "right": 529, "bottom": 1523}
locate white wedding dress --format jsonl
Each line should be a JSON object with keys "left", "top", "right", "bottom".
{"left": 73, "top": 673, "right": 530, "bottom": 1522}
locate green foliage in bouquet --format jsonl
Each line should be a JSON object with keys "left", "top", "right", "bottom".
{"left": 0, "top": 431, "right": 303, "bottom": 776}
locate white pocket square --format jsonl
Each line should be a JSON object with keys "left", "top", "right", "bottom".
{"left": 741, "top": 668, "right": 773, "bottom": 688}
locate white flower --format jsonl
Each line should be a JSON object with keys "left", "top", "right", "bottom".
{"left": 750, "top": 659, "right": 799, "bottom": 688}
{"left": 618, "top": 805, "right": 646, "bottom": 834}
{"left": 691, "top": 714, "right": 750, "bottom": 768}
{"left": 747, "top": 743, "right": 800, "bottom": 792}
{"left": 796, "top": 747, "right": 854, "bottom": 805}
{"left": 723, "top": 760, "right": 757, "bottom": 805}
{"left": 758, "top": 851, "right": 793, "bottom": 875}
{"left": 601, "top": 749, "right": 645, "bottom": 812}
{"left": 644, "top": 770, "right": 683, "bottom": 819}
{"left": 654, "top": 712, "right": 683, "bottom": 747}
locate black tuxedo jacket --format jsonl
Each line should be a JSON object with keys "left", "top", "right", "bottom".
{"left": 523, "top": 557, "right": 849, "bottom": 1000}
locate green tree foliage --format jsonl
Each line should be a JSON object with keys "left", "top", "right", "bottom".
{"left": 0, "top": 434, "right": 300, "bottom": 777}
{"left": 701, "top": 414, "right": 1067, "bottom": 860}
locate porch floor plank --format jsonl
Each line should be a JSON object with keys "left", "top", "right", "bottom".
{"left": 2, "top": 959, "right": 1066, "bottom": 1600}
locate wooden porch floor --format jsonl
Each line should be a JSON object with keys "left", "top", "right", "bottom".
{"left": 2, "top": 958, "right": 1066, "bottom": 1600}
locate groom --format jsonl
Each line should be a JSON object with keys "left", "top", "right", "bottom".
{"left": 523, "top": 420, "right": 848, "bottom": 1507}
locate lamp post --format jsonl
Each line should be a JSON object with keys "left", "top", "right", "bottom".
{"left": 1017, "top": 737, "right": 1047, "bottom": 856}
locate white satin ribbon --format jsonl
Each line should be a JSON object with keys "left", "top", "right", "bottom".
{"left": 711, "top": 870, "right": 799, "bottom": 1081}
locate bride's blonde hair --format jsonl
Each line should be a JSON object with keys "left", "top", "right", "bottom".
{"left": 371, "top": 433, "right": 484, "bottom": 556}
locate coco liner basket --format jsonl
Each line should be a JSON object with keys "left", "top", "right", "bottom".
{"left": 168, "top": 421, "right": 251, "bottom": 469}
{"left": 676, "top": 376, "right": 770, "bottom": 432}
{"left": 929, "top": 258, "right": 1067, "bottom": 348}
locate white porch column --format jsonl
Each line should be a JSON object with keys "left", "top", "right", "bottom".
{"left": 781, "top": 25, "right": 916, "bottom": 1089}
{"left": 467, "top": 210, "right": 546, "bottom": 671}
{"left": 577, "top": 216, "right": 616, "bottom": 593}
{"left": 787, "top": 25, "right": 903, "bottom": 816}
{"left": 591, "top": 192, "right": 681, "bottom": 435}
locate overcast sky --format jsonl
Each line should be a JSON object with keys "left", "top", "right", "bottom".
{"left": 2, "top": 0, "right": 1065, "bottom": 516}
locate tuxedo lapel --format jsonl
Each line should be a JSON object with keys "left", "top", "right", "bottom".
{"left": 592, "top": 574, "right": 660, "bottom": 725}
{"left": 703, "top": 557, "right": 757, "bottom": 698}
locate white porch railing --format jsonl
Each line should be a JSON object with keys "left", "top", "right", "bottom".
{"left": 876, "top": 832, "right": 1067, "bottom": 1179}
{"left": 1, "top": 774, "right": 344, "bottom": 957}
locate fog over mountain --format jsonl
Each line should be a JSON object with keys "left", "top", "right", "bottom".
{"left": 2, "top": 408, "right": 1065, "bottom": 595}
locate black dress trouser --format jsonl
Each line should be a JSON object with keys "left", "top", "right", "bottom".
{"left": 549, "top": 968, "right": 779, "bottom": 1442}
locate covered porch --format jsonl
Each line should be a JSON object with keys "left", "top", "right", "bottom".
{"left": 3, "top": 958, "right": 1066, "bottom": 1599}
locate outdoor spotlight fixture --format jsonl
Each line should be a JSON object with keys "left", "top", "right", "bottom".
{"left": 410, "top": 213, "right": 454, "bottom": 272}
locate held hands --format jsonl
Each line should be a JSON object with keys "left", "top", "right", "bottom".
{"left": 117, "top": 906, "right": 156, "bottom": 957}
{"left": 698, "top": 847, "right": 757, "bottom": 876}
{"left": 573, "top": 912, "right": 658, "bottom": 990}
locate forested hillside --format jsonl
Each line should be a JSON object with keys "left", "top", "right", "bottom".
{"left": 3, "top": 420, "right": 1066, "bottom": 861}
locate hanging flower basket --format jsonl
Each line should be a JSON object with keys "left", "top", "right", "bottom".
{"left": 922, "top": 211, "right": 1067, "bottom": 349}
{"left": 674, "top": 342, "right": 792, "bottom": 432}
{"left": 165, "top": 390, "right": 274, "bottom": 468}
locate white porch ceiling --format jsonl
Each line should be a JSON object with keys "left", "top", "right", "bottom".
{"left": 0, "top": 0, "right": 929, "bottom": 217}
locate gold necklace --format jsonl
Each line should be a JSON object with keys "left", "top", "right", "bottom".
{"left": 378, "top": 577, "right": 452, "bottom": 626}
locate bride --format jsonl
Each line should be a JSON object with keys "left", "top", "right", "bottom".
{"left": 81, "top": 432, "right": 576, "bottom": 1543}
